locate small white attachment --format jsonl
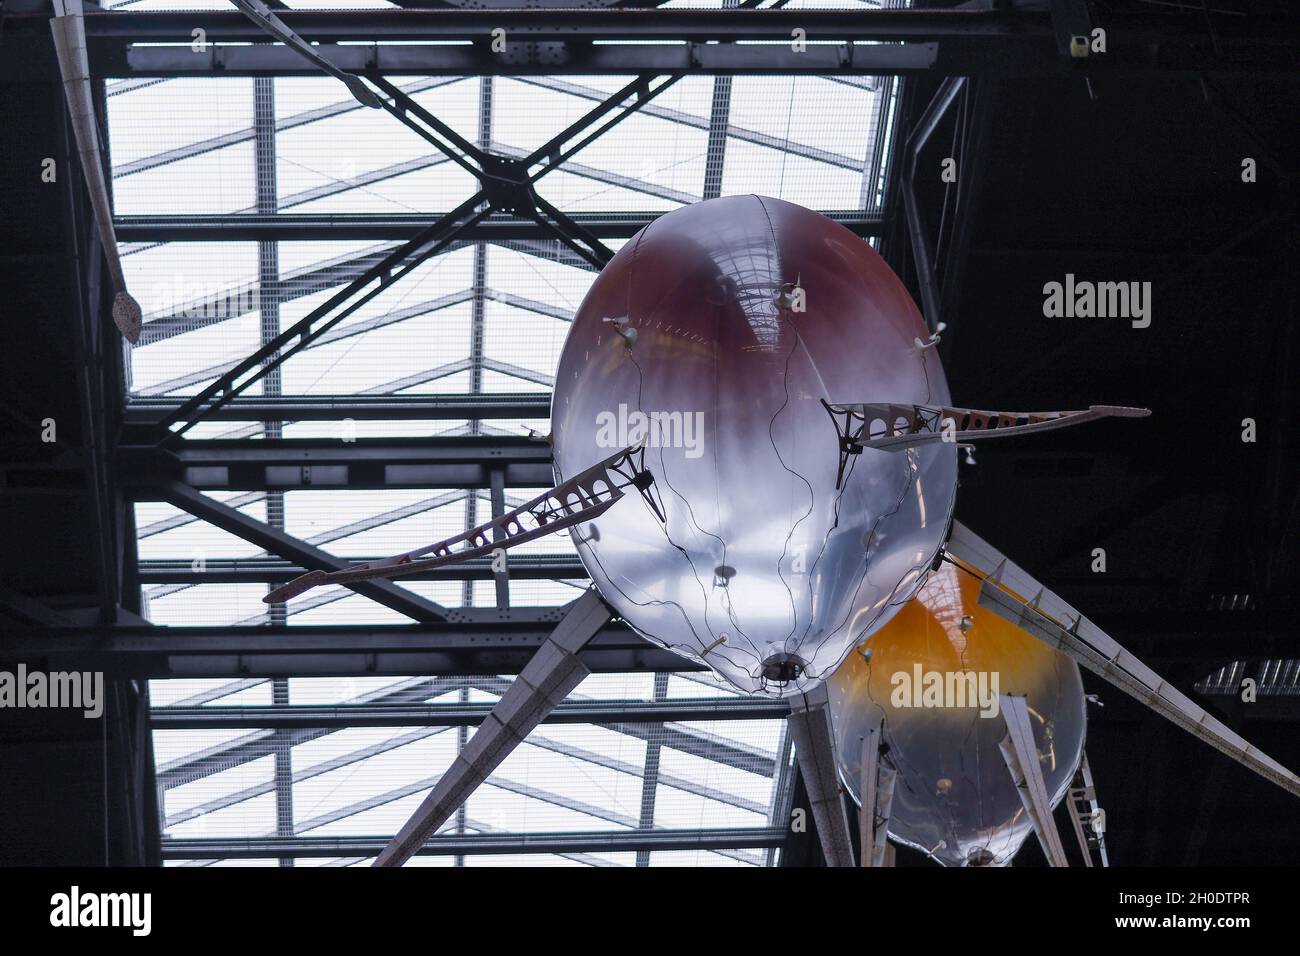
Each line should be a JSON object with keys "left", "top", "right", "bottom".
{"left": 920, "top": 840, "right": 948, "bottom": 863}
{"left": 603, "top": 315, "right": 638, "bottom": 347}
{"left": 913, "top": 322, "right": 946, "bottom": 350}
{"left": 775, "top": 273, "right": 804, "bottom": 311}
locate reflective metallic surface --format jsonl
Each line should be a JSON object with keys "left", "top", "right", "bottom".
{"left": 828, "top": 561, "right": 1086, "bottom": 865}
{"left": 552, "top": 196, "right": 956, "bottom": 697}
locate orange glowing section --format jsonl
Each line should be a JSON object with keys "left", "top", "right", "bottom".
{"left": 828, "top": 560, "right": 1086, "bottom": 866}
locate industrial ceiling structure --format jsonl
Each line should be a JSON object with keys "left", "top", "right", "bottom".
{"left": 0, "top": 0, "right": 1297, "bottom": 869}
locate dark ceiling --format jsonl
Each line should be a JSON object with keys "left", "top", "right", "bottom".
{"left": 900, "top": 64, "right": 1300, "bottom": 864}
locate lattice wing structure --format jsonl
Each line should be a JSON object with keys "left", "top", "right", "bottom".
{"left": 821, "top": 400, "right": 1150, "bottom": 486}
{"left": 827, "top": 401, "right": 1150, "bottom": 450}
{"left": 264, "top": 445, "right": 655, "bottom": 603}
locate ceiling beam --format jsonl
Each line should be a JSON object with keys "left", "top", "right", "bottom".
{"left": 154, "top": 479, "right": 451, "bottom": 623}
{"left": 161, "top": 826, "right": 787, "bottom": 859}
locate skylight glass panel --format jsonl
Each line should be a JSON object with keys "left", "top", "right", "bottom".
{"left": 113, "top": 4, "right": 904, "bottom": 861}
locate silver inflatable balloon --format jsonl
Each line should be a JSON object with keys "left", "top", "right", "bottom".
{"left": 552, "top": 196, "right": 957, "bottom": 697}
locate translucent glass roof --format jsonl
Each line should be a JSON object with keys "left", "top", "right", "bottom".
{"left": 111, "top": 26, "right": 903, "bottom": 864}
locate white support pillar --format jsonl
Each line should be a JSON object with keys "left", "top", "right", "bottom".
{"left": 373, "top": 589, "right": 612, "bottom": 867}
{"left": 1065, "top": 751, "right": 1109, "bottom": 867}
{"left": 858, "top": 718, "right": 896, "bottom": 867}
{"left": 999, "top": 693, "right": 1069, "bottom": 867}
{"left": 869, "top": 766, "right": 897, "bottom": 867}
{"left": 787, "top": 684, "right": 855, "bottom": 867}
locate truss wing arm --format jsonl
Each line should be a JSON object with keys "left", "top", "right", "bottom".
{"left": 823, "top": 401, "right": 1149, "bottom": 452}
{"left": 946, "top": 521, "right": 1300, "bottom": 801}
{"left": 263, "top": 444, "right": 659, "bottom": 604}
{"left": 231, "top": 0, "right": 381, "bottom": 109}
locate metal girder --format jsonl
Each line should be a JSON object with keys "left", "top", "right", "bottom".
{"left": 125, "top": 394, "right": 551, "bottom": 423}
{"left": 901, "top": 76, "right": 965, "bottom": 334}
{"left": 634, "top": 672, "right": 671, "bottom": 866}
{"left": 935, "top": 75, "right": 994, "bottom": 354}
{"left": 138, "top": 279, "right": 471, "bottom": 350}
{"left": 702, "top": 70, "right": 732, "bottom": 201}
{"left": 70, "top": 14, "right": 1291, "bottom": 78}
{"left": 786, "top": 685, "right": 854, "bottom": 867}
{"left": 166, "top": 719, "right": 765, "bottom": 829}
{"left": 80, "top": 8, "right": 1047, "bottom": 42}
{"left": 128, "top": 231, "right": 593, "bottom": 359}
{"left": 229, "top": 0, "right": 382, "bottom": 109}
{"left": 490, "top": 142, "right": 699, "bottom": 206}
{"left": 141, "top": 489, "right": 471, "bottom": 606}
{"left": 115, "top": 209, "right": 884, "bottom": 243}
{"left": 374, "top": 588, "right": 611, "bottom": 866}
{"left": 133, "top": 68, "right": 682, "bottom": 436}
{"left": 156, "top": 676, "right": 461, "bottom": 789}
{"left": 265, "top": 734, "right": 768, "bottom": 864}
{"left": 0, "top": 618, "right": 688, "bottom": 675}
{"left": 764, "top": 724, "right": 794, "bottom": 866}
{"left": 482, "top": 288, "right": 573, "bottom": 323}
{"left": 166, "top": 726, "right": 453, "bottom": 826}
{"left": 152, "top": 479, "right": 451, "bottom": 623}
{"left": 151, "top": 669, "right": 785, "bottom": 800}
{"left": 121, "top": 435, "right": 556, "bottom": 491}
{"left": 999, "top": 693, "right": 1070, "bottom": 867}
{"left": 156, "top": 195, "right": 491, "bottom": 437}
{"left": 137, "top": 554, "right": 584, "bottom": 584}
{"left": 115, "top": 42, "right": 922, "bottom": 78}
{"left": 52, "top": 6, "right": 1282, "bottom": 52}
{"left": 162, "top": 826, "right": 787, "bottom": 860}
{"left": 151, "top": 697, "right": 787, "bottom": 729}
{"left": 360, "top": 71, "right": 680, "bottom": 273}
{"left": 111, "top": 76, "right": 457, "bottom": 179}
{"left": 139, "top": 294, "right": 475, "bottom": 393}
{"left": 519, "top": 76, "right": 863, "bottom": 173}
{"left": 531, "top": 723, "right": 768, "bottom": 818}
{"left": 41, "top": 614, "right": 1284, "bottom": 692}
{"left": 297, "top": 771, "right": 636, "bottom": 842}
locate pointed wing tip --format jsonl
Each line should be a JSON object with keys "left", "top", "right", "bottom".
{"left": 112, "top": 291, "right": 142, "bottom": 344}
{"left": 1090, "top": 405, "right": 1152, "bottom": 418}
{"left": 264, "top": 570, "right": 329, "bottom": 604}
{"left": 346, "top": 78, "right": 383, "bottom": 110}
